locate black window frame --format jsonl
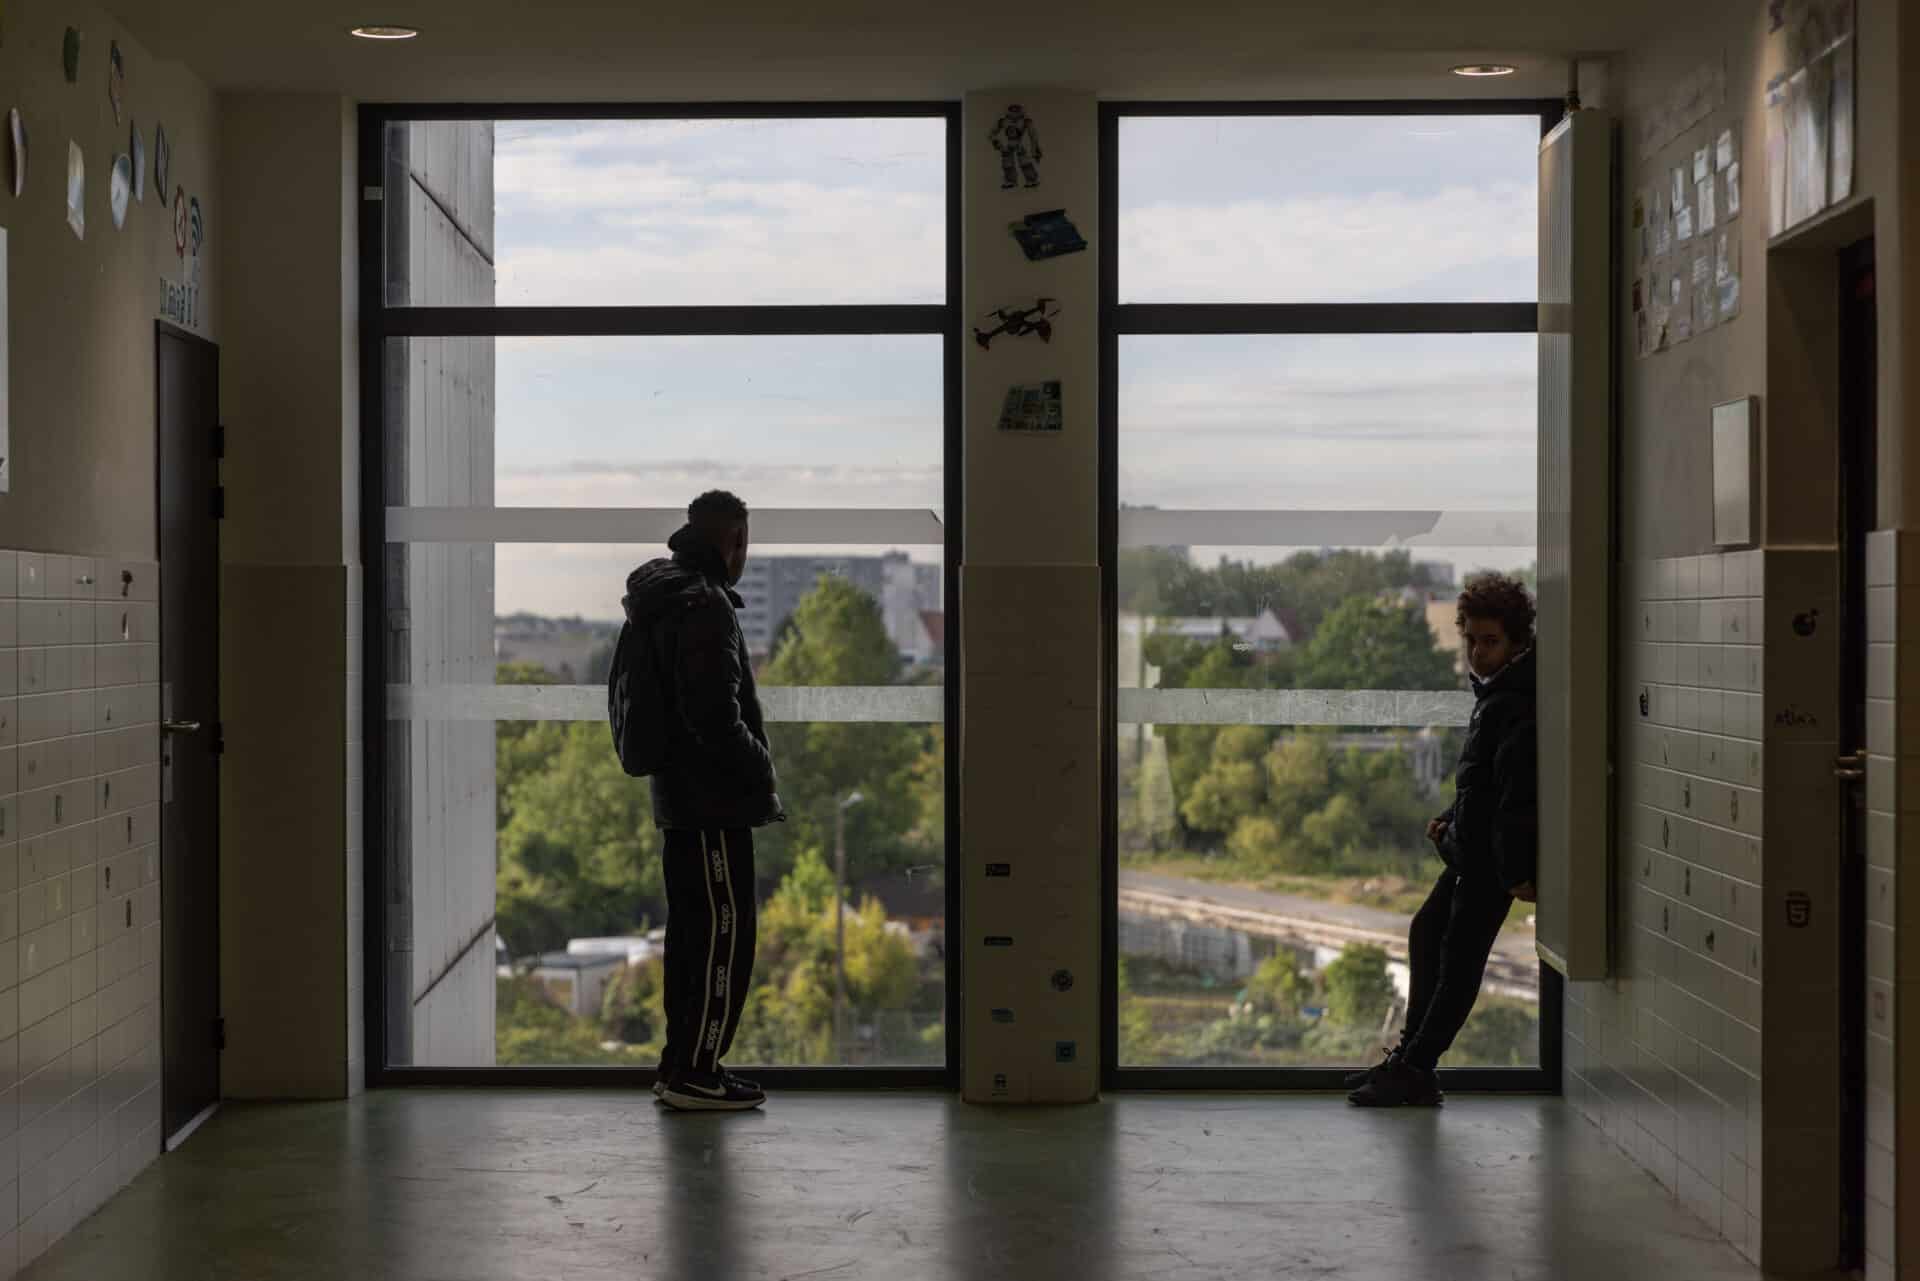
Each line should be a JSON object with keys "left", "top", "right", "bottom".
{"left": 1097, "top": 98, "right": 1567, "bottom": 1093}
{"left": 358, "top": 102, "right": 963, "bottom": 1090}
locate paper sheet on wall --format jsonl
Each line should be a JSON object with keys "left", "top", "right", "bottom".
{"left": 1671, "top": 166, "right": 1689, "bottom": 210}
{"left": 1693, "top": 253, "right": 1717, "bottom": 335}
{"left": 1693, "top": 145, "right": 1711, "bottom": 184}
{"left": 1725, "top": 160, "right": 1743, "bottom": 219}
{"left": 64, "top": 140, "right": 83, "bottom": 240}
{"left": 1719, "top": 273, "right": 1743, "bottom": 323}
{"left": 1676, "top": 205, "right": 1695, "bottom": 244}
{"left": 1697, "top": 177, "right": 1717, "bottom": 232}
{"left": 1671, "top": 274, "right": 1691, "bottom": 344}
{"left": 1716, "top": 124, "right": 1738, "bottom": 171}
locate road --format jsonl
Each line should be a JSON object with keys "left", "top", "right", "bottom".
{"left": 1117, "top": 867, "right": 1540, "bottom": 984}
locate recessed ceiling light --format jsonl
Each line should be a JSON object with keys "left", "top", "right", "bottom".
{"left": 350, "top": 24, "right": 419, "bottom": 39}
{"left": 1452, "top": 63, "right": 1517, "bottom": 77}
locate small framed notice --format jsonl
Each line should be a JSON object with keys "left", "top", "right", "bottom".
{"left": 1712, "top": 396, "right": 1758, "bottom": 548}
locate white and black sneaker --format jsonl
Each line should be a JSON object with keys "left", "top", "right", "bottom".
{"left": 660, "top": 1070, "right": 765, "bottom": 1112}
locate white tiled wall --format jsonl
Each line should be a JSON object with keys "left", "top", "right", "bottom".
{"left": 0, "top": 549, "right": 163, "bottom": 1277}
{"left": 1566, "top": 550, "right": 1767, "bottom": 1264}
{"left": 1863, "top": 529, "right": 1912, "bottom": 1281}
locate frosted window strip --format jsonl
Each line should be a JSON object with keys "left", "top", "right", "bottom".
{"left": 386, "top": 507, "right": 946, "bottom": 545}
{"left": 1121, "top": 688, "right": 1472, "bottom": 727}
{"left": 389, "top": 683, "right": 945, "bottom": 723}
{"left": 389, "top": 684, "right": 1470, "bottom": 728}
{"left": 1117, "top": 509, "right": 1536, "bottom": 549}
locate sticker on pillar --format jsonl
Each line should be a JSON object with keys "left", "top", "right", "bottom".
{"left": 990, "top": 1008, "right": 1014, "bottom": 1023}
{"left": 997, "top": 381, "right": 1062, "bottom": 434}
{"left": 109, "top": 153, "right": 131, "bottom": 230}
{"left": 130, "top": 123, "right": 145, "bottom": 203}
{"left": 1009, "top": 209, "right": 1086, "bottom": 261}
{"left": 172, "top": 186, "right": 187, "bottom": 258}
{"left": 1050, "top": 969, "right": 1073, "bottom": 993}
{"left": 62, "top": 28, "right": 81, "bottom": 84}
{"left": 65, "top": 140, "right": 84, "bottom": 240}
{"left": 188, "top": 195, "right": 204, "bottom": 254}
{"left": 107, "top": 41, "right": 125, "bottom": 124}
{"left": 984, "top": 935, "right": 1014, "bottom": 947}
{"left": 154, "top": 123, "right": 170, "bottom": 195}
{"left": 989, "top": 104, "right": 1042, "bottom": 190}
{"left": 1785, "top": 889, "right": 1811, "bottom": 928}
{"left": 1054, "top": 1041, "right": 1075, "bottom": 1063}
{"left": 9, "top": 110, "right": 25, "bottom": 198}
{"left": 973, "top": 297, "right": 1058, "bottom": 349}
{"left": 991, "top": 1072, "right": 1010, "bottom": 1096}
{"left": 984, "top": 862, "right": 1011, "bottom": 877}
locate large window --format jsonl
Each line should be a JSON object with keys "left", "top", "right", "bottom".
{"left": 362, "top": 109, "right": 957, "bottom": 1082}
{"left": 1101, "top": 104, "right": 1558, "bottom": 1084}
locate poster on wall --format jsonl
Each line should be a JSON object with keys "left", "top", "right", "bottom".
{"left": 109, "top": 153, "right": 131, "bottom": 229}
{"left": 130, "top": 122, "right": 145, "bottom": 202}
{"left": 65, "top": 141, "right": 83, "bottom": 240}
{"left": 1766, "top": 0, "right": 1856, "bottom": 236}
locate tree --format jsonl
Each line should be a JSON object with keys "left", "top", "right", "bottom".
{"left": 1296, "top": 596, "right": 1460, "bottom": 692}
{"left": 1445, "top": 998, "right": 1537, "bottom": 1066}
{"left": 495, "top": 722, "right": 664, "bottom": 957}
{"left": 1243, "top": 952, "right": 1312, "bottom": 1020}
{"left": 724, "top": 847, "right": 923, "bottom": 1066}
{"left": 495, "top": 975, "right": 643, "bottom": 1066}
{"left": 599, "top": 957, "right": 666, "bottom": 1046}
{"left": 1322, "top": 943, "right": 1397, "bottom": 1029}
{"left": 760, "top": 577, "right": 926, "bottom": 882}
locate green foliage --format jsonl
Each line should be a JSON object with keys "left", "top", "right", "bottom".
{"left": 724, "top": 847, "right": 925, "bottom": 1065}
{"left": 495, "top": 975, "right": 644, "bottom": 1066}
{"left": 599, "top": 958, "right": 666, "bottom": 1046}
{"left": 1242, "top": 953, "right": 1312, "bottom": 1020}
{"left": 760, "top": 576, "right": 930, "bottom": 883}
{"left": 495, "top": 721, "right": 663, "bottom": 958}
{"left": 1296, "top": 596, "right": 1461, "bottom": 692}
{"left": 1322, "top": 944, "right": 1397, "bottom": 1030}
{"left": 1121, "top": 546, "right": 1435, "bottom": 636}
{"left": 1444, "top": 997, "right": 1538, "bottom": 1067}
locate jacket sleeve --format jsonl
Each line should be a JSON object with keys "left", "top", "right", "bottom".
{"left": 673, "top": 595, "right": 774, "bottom": 787}
{"left": 1490, "top": 718, "right": 1539, "bottom": 890}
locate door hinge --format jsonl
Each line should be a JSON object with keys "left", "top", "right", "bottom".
{"left": 213, "top": 1017, "right": 226, "bottom": 1051}
{"left": 213, "top": 424, "right": 226, "bottom": 460}
{"left": 211, "top": 486, "right": 225, "bottom": 520}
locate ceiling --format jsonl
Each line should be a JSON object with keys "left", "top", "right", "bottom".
{"left": 106, "top": 0, "right": 1667, "bottom": 101}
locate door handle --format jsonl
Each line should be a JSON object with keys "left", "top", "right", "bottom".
{"left": 1835, "top": 751, "right": 1867, "bottom": 781}
{"left": 162, "top": 719, "right": 203, "bottom": 735}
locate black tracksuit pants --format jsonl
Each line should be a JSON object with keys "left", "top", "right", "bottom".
{"left": 1400, "top": 868, "right": 1515, "bottom": 1071}
{"left": 658, "top": 827, "right": 757, "bottom": 1080}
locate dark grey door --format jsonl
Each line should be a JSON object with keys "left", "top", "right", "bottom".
{"left": 1835, "top": 236, "right": 1875, "bottom": 1269}
{"left": 157, "top": 323, "right": 222, "bottom": 1145}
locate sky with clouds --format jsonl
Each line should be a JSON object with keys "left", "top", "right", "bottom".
{"left": 439, "top": 113, "right": 1540, "bottom": 619}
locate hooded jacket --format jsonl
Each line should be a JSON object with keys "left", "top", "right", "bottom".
{"left": 622, "top": 526, "right": 784, "bottom": 832}
{"left": 1436, "top": 647, "right": 1538, "bottom": 891}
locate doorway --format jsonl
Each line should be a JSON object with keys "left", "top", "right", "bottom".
{"left": 156, "top": 322, "right": 222, "bottom": 1146}
{"left": 1835, "top": 236, "right": 1875, "bottom": 1268}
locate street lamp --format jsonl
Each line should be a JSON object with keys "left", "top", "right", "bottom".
{"left": 834, "top": 790, "right": 864, "bottom": 1062}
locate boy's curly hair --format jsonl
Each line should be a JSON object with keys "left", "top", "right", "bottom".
{"left": 1456, "top": 572, "right": 1537, "bottom": 647}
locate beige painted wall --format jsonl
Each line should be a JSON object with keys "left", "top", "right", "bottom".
{"left": 0, "top": 0, "right": 219, "bottom": 559}
{"left": 216, "top": 92, "right": 359, "bottom": 1099}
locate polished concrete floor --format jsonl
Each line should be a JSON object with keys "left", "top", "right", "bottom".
{"left": 23, "top": 1091, "right": 1761, "bottom": 1281}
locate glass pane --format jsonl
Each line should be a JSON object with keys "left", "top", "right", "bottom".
{"left": 1118, "top": 114, "right": 1540, "bottom": 304}
{"left": 386, "top": 336, "right": 943, "bottom": 513}
{"left": 384, "top": 118, "right": 946, "bottom": 307}
{"left": 1116, "top": 333, "right": 1540, "bottom": 1069}
{"left": 384, "top": 540, "right": 947, "bottom": 1069}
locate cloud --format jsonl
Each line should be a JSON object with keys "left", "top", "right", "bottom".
{"left": 496, "top": 457, "right": 944, "bottom": 511}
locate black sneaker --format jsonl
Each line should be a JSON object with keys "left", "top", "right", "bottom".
{"left": 1347, "top": 1058, "right": 1443, "bottom": 1108}
{"left": 719, "top": 1068, "right": 763, "bottom": 1100}
{"left": 1343, "top": 1047, "right": 1400, "bottom": 1091}
{"left": 661, "top": 1069, "right": 766, "bottom": 1112}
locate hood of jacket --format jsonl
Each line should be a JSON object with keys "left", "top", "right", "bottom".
{"left": 622, "top": 525, "right": 741, "bottom": 624}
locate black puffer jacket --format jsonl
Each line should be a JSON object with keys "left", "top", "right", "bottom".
{"left": 623, "top": 527, "right": 784, "bottom": 832}
{"left": 1436, "top": 648, "right": 1538, "bottom": 891}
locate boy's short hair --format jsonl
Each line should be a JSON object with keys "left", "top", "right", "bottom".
{"left": 1456, "top": 572, "right": 1536, "bottom": 647}
{"left": 688, "top": 490, "right": 749, "bottom": 533}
